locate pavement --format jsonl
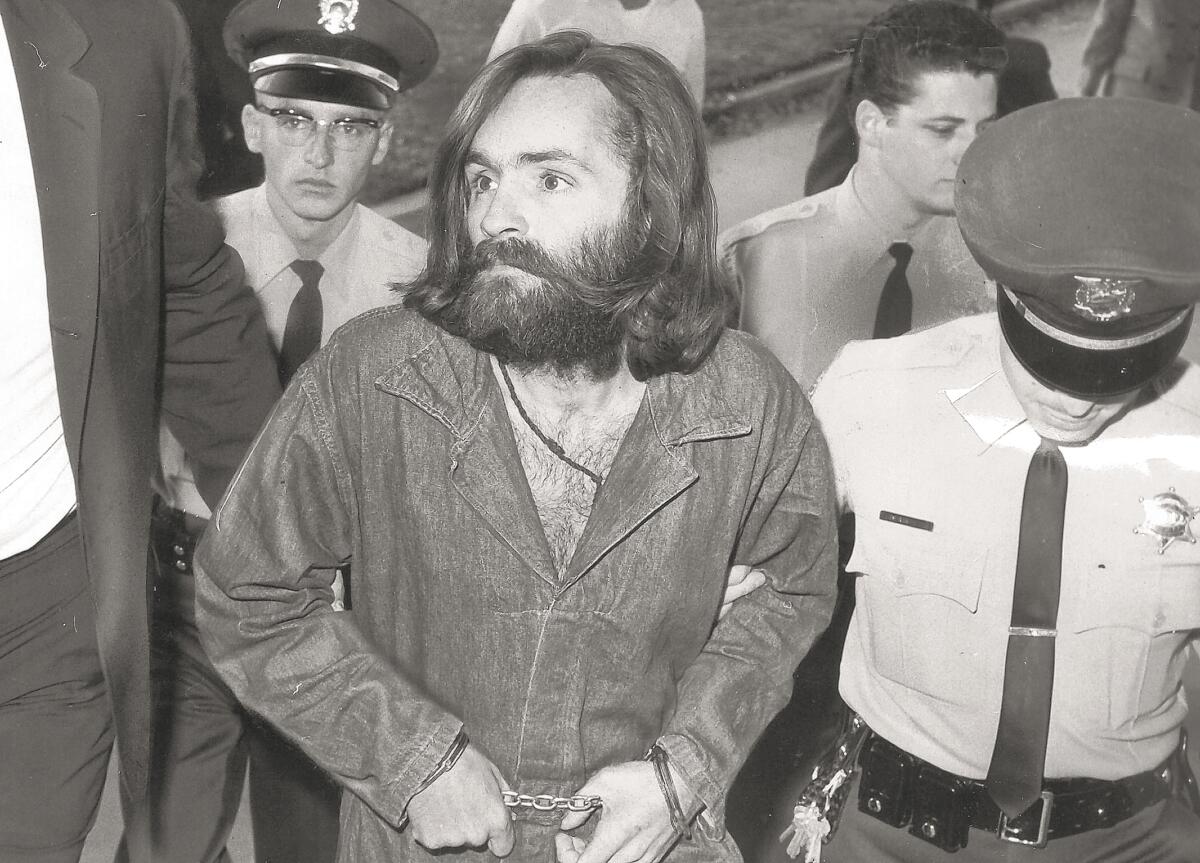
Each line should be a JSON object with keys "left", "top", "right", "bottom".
{"left": 81, "top": 0, "right": 1199, "bottom": 859}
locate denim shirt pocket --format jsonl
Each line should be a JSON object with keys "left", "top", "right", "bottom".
{"left": 849, "top": 522, "right": 988, "bottom": 706}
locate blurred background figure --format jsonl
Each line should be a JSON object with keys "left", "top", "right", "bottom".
{"left": 1078, "top": 0, "right": 1200, "bottom": 106}
{"left": 804, "top": 0, "right": 1057, "bottom": 197}
{"left": 723, "top": 0, "right": 1002, "bottom": 394}
{"left": 486, "top": 0, "right": 706, "bottom": 106}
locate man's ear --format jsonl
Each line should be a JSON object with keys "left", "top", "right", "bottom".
{"left": 371, "top": 119, "right": 394, "bottom": 167}
{"left": 855, "top": 98, "right": 889, "bottom": 150}
{"left": 241, "top": 103, "right": 264, "bottom": 155}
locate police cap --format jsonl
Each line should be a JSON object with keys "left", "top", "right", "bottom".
{"left": 956, "top": 97, "right": 1200, "bottom": 397}
{"left": 225, "top": 0, "right": 438, "bottom": 110}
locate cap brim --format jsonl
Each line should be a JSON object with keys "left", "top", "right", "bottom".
{"left": 997, "top": 287, "right": 1192, "bottom": 397}
{"left": 255, "top": 68, "right": 390, "bottom": 109}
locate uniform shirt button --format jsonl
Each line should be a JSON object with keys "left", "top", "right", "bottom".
{"left": 866, "top": 797, "right": 883, "bottom": 814}
{"left": 174, "top": 559, "right": 189, "bottom": 572}
{"left": 172, "top": 544, "right": 186, "bottom": 557}
{"left": 921, "top": 821, "right": 938, "bottom": 839}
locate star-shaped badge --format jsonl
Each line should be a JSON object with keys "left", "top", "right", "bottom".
{"left": 1133, "top": 488, "right": 1199, "bottom": 554}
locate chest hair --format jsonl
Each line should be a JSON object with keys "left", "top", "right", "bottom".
{"left": 503, "top": 398, "right": 639, "bottom": 576}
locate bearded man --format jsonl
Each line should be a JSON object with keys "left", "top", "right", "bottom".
{"left": 194, "top": 30, "right": 838, "bottom": 863}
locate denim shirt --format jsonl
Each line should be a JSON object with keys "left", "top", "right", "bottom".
{"left": 195, "top": 307, "right": 837, "bottom": 862}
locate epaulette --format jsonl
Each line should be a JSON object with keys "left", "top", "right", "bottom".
{"left": 718, "top": 193, "right": 830, "bottom": 253}
{"left": 818, "top": 315, "right": 993, "bottom": 386}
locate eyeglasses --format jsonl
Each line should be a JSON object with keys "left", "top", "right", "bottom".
{"left": 254, "top": 105, "right": 382, "bottom": 151}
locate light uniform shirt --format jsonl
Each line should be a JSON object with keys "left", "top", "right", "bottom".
{"left": 0, "top": 19, "right": 76, "bottom": 558}
{"left": 157, "top": 184, "right": 428, "bottom": 518}
{"left": 485, "top": 0, "right": 706, "bottom": 106}
{"left": 813, "top": 314, "right": 1200, "bottom": 782}
{"left": 720, "top": 170, "right": 992, "bottom": 392}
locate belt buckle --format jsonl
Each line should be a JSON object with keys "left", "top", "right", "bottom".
{"left": 996, "top": 790, "right": 1054, "bottom": 848}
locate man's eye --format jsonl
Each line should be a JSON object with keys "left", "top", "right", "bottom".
{"left": 539, "top": 174, "right": 566, "bottom": 192}
{"left": 926, "top": 125, "right": 956, "bottom": 139}
{"left": 278, "top": 116, "right": 310, "bottom": 131}
{"left": 469, "top": 175, "right": 495, "bottom": 194}
{"left": 335, "top": 122, "right": 368, "bottom": 139}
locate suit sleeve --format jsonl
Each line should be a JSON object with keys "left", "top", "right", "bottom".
{"left": 660, "top": 371, "right": 839, "bottom": 836}
{"left": 157, "top": 3, "right": 281, "bottom": 508}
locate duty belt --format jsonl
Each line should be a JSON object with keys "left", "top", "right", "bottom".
{"left": 857, "top": 732, "right": 1184, "bottom": 851}
{"left": 150, "top": 496, "right": 206, "bottom": 575}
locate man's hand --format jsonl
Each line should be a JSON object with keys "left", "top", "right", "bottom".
{"left": 555, "top": 761, "right": 687, "bottom": 863}
{"left": 718, "top": 565, "right": 767, "bottom": 621}
{"left": 406, "top": 744, "right": 515, "bottom": 857}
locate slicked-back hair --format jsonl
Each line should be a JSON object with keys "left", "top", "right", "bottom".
{"left": 847, "top": 0, "right": 1007, "bottom": 119}
{"left": 404, "top": 30, "right": 729, "bottom": 381}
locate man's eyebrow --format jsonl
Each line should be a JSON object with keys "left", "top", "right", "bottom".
{"left": 465, "top": 150, "right": 497, "bottom": 172}
{"left": 464, "top": 148, "right": 594, "bottom": 174}
{"left": 263, "top": 104, "right": 379, "bottom": 124}
{"left": 518, "top": 149, "right": 594, "bottom": 173}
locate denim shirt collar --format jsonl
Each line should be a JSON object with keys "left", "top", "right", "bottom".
{"left": 373, "top": 328, "right": 752, "bottom": 449}
{"left": 373, "top": 328, "right": 752, "bottom": 586}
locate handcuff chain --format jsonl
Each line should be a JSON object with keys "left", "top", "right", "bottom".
{"left": 501, "top": 791, "right": 602, "bottom": 812}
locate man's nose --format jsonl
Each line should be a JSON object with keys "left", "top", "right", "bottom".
{"left": 303, "top": 124, "right": 335, "bottom": 168}
{"left": 478, "top": 184, "right": 529, "bottom": 239}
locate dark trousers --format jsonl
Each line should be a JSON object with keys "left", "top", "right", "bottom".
{"left": 247, "top": 722, "right": 342, "bottom": 863}
{"left": 120, "top": 499, "right": 339, "bottom": 862}
{"left": 0, "top": 515, "right": 114, "bottom": 863}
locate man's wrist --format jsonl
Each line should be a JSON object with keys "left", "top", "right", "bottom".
{"left": 412, "top": 728, "right": 469, "bottom": 797}
{"left": 644, "top": 743, "right": 695, "bottom": 839}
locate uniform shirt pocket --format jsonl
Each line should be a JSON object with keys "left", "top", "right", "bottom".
{"left": 1068, "top": 560, "right": 1200, "bottom": 729}
{"left": 849, "top": 522, "right": 988, "bottom": 706}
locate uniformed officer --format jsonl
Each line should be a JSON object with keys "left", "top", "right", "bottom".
{"left": 127, "top": 2, "right": 437, "bottom": 861}
{"left": 721, "top": 0, "right": 1003, "bottom": 393}
{"left": 789, "top": 97, "right": 1200, "bottom": 861}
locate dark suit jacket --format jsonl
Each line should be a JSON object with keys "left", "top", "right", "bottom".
{"left": 2, "top": 0, "right": 279, "bottom": 801}
{"left": 803, "top": 37, "right": 1058, "bottom": 196}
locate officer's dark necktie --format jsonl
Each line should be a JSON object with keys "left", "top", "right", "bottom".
{"left": 986, "top": 439, "right": 1068, "bottom": 818}
{"left": 278, "top": 259, "right": 324, "bottom": 386}
{"left": 872, "top": 241, "right": 914, "bottom": 339}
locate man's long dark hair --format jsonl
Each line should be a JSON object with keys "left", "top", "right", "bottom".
{"left": 404, "top": 30, "right": 729, "bottom": 381}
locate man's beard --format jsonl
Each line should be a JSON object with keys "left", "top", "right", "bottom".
{"left": 440, "top": 221, "right": 640, "bottom": 379}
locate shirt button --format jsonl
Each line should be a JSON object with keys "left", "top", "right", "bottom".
{"left": 174, "top": 559, "right": 189, "bottom": 572}
{"left": 172, "top": 544, "right": 186, "bottom": 557}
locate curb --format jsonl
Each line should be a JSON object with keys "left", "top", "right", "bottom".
{"left": 376, "top": 0, "right": 1085, "bottom": 221}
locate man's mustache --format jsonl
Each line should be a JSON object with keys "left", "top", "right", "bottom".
{"left": 466, "top": 238, "right": 569, "bottom": 282}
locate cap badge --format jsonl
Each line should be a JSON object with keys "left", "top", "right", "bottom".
{"left": 1133, "top": 488, "right": 1198, "bottom": 554}
{"left": 1073, "top": 276, "right": 1141, "bottom": 322}
{"left": 318, "top": 0, "right": 358, "bottom": 34}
